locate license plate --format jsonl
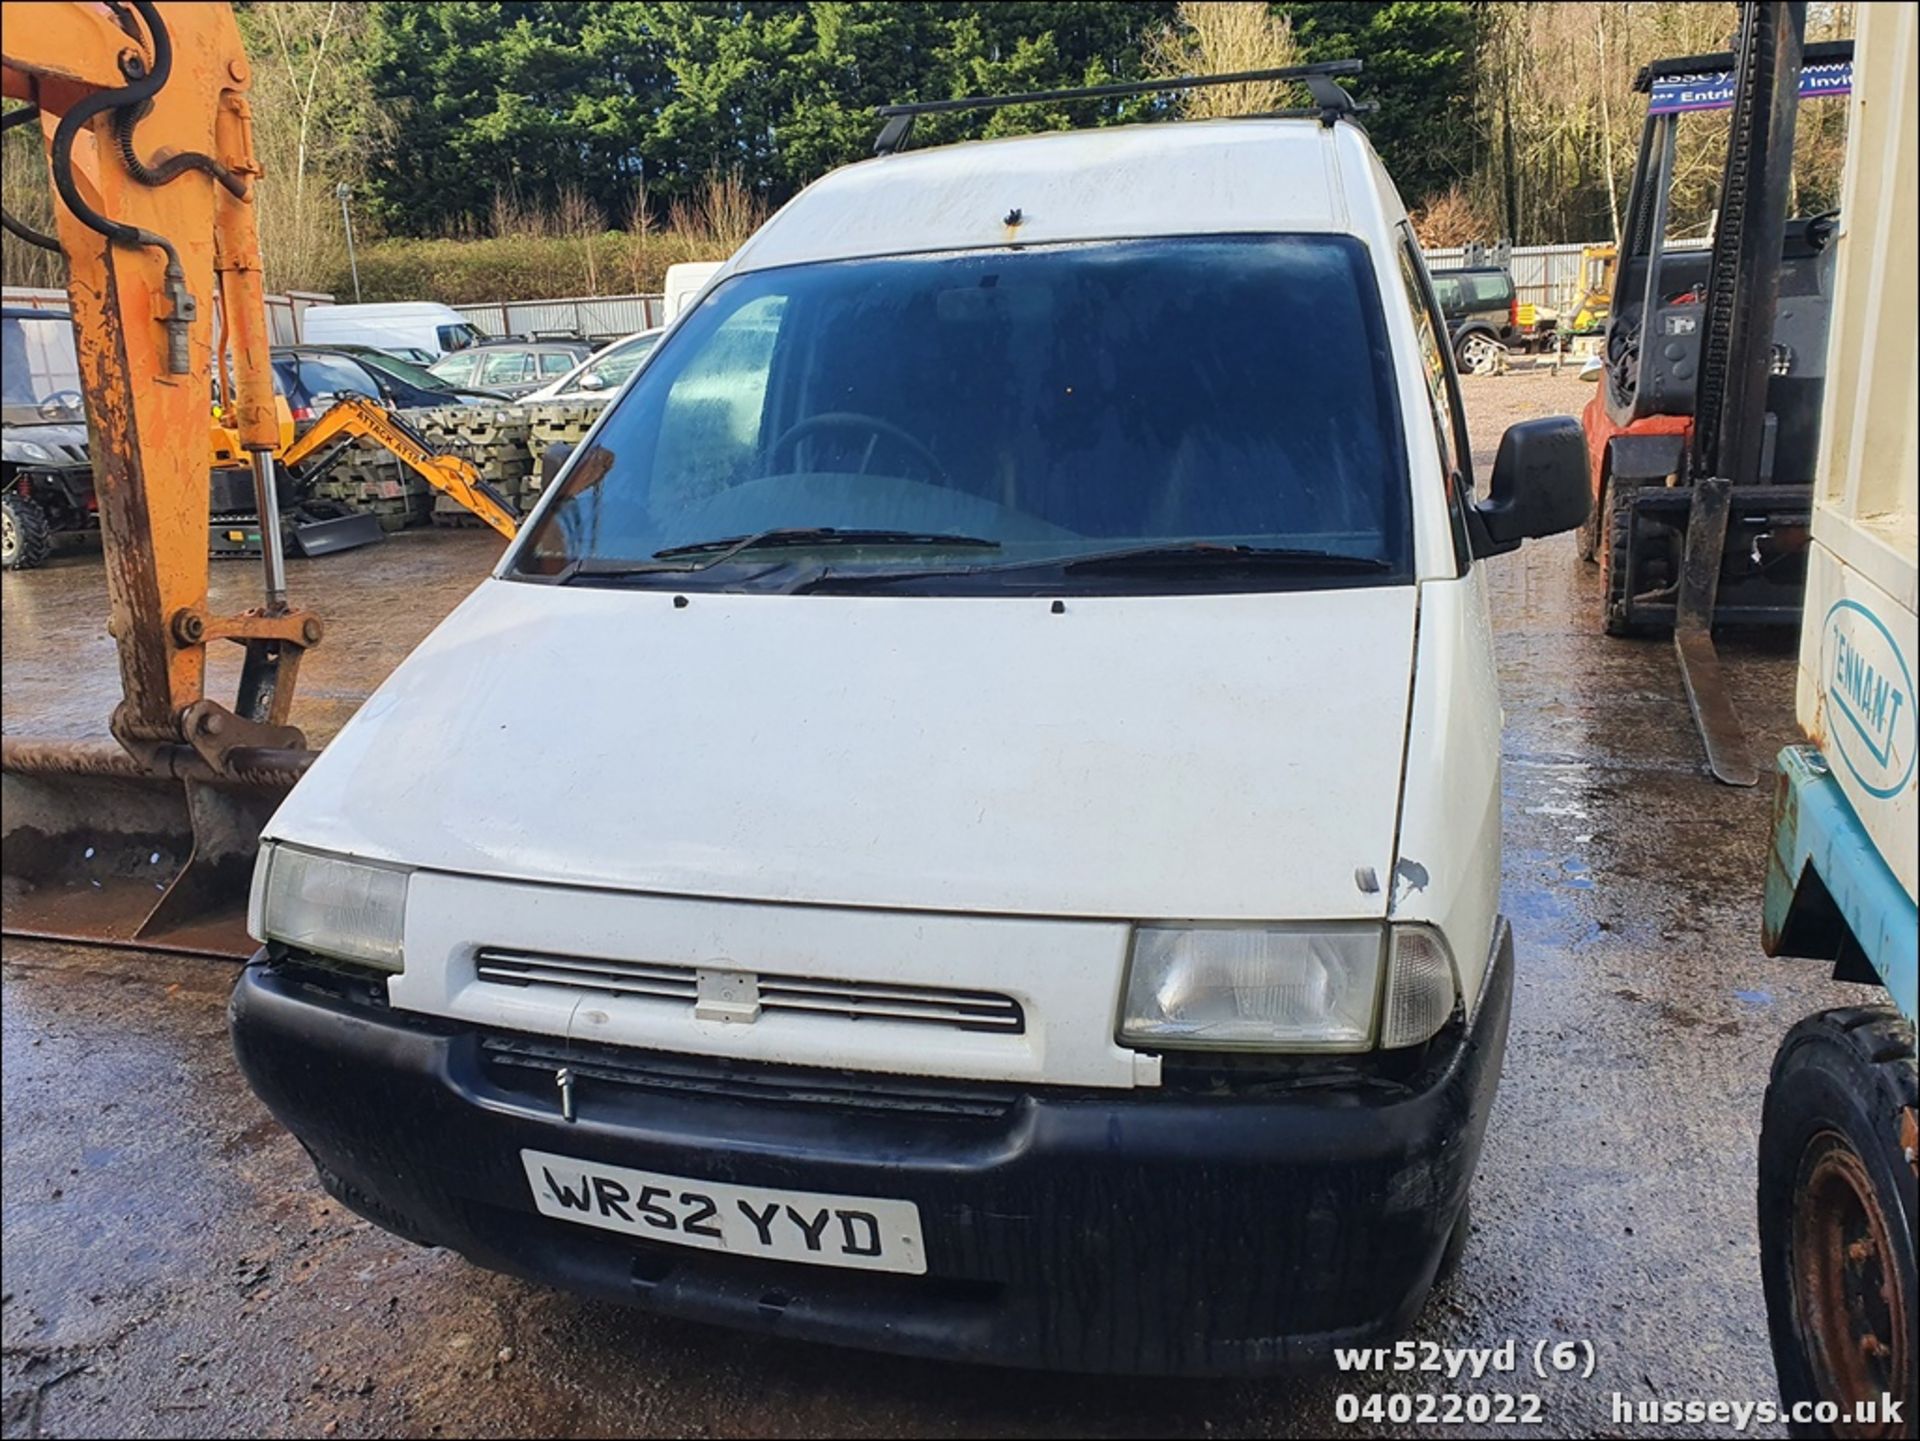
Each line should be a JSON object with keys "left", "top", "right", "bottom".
{"left": 521, "top": 1149, "right": 927, "bottom": 1274}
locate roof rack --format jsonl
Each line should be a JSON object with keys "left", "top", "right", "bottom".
{"left": 872, "top": 60, "right": 1369, "bottom": 155}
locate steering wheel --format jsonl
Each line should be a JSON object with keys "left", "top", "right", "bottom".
{"left": 769, "top": 412, "right": 949, "bottom": 484}
{"left": 37, "top": 390, "right": 83, "bottom": 420}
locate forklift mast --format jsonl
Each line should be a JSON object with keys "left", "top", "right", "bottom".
{"left": 1675, "top": 2, "right": 1818, "bottom": 787}
{"left": 1585, "top": 3, "right": 1855, "bottom": 785}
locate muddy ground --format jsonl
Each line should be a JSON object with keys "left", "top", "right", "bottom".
{"left": 1, "top": 372, "right": 1870, "bottom": 1438}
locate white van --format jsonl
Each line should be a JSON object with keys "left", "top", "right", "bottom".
{"left": 662, "top": 260, "right": 723, "bottom": 321}
{"left": 299, "top": 301, "right": 484, "bottom": 360}
{"left": 233, "top": 104, "right": 1590, "bottom": 1374}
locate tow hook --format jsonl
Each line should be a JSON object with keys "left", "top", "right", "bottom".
{"left": 556, "top": 1067, "right": 576, "bottom": 1123}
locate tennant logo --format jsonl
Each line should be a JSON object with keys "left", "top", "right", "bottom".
{"left": 1822, "top": 600, "right": 1916, "bottom": 799}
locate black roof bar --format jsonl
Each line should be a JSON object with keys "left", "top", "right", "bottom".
{"left": 1633, "top": 37, "right": 1851, "bottom": 92}
{"left": 873, "top": 60, "right": 1368, "bottom": 155}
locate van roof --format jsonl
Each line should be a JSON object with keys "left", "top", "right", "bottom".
{"left": 731, "top": 118, "right": 1386, "bottom": 274}
{"left": 303, "top": 302, "right": 463, "bottom": 316}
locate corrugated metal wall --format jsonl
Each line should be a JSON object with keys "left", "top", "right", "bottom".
{"left": 1421, "top": 238, "right": 1710, "bottom": 311}
{"left": 450, "top": 294, "right": 667, "bottom": 342}
{"left": 2, "top": 285, "right": 333, "bottom": 344}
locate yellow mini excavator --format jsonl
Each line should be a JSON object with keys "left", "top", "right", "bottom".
{"left": 208, "top": 393, "right": 521, "bottom": 560}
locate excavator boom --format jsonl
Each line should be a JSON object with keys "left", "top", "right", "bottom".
{"left": 282, "top": 395, "right": 521, "bottom": 541}
{"left": 2, "top": 1, "right": 317, "bottom": 956}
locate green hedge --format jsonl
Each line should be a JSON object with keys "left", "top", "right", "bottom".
{"left": 324, "top": 231, "right": 733, "bottom": 303}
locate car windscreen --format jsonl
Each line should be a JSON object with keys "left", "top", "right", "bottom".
{"left": 356, "top": 351, "right": 455, "bottom": 392}
{"left": 515, "top": 236, "right": 1412, "bottom": 595}
{"left": 586, "top": 333, "right": 660, "bottom": 389}
{"left": 2, "top": 313, "right": 84, "bottom": 421}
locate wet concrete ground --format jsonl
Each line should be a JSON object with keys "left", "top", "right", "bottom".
{"left": 1, "top": 373, "right": 1874, "bottom": 1438}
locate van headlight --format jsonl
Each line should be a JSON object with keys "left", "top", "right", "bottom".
{"left": 250, "top": 842, "right": 409, "bottom": 973}
{"left": 1118, "top": 923, "right": 1458, "bottom": 1052}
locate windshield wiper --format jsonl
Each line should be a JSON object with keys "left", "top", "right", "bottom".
{"left": 1057, "top": 542, "right": 1392, "bottom": 574}
{"left": 793, "top": 541, "right": 1392, "bottom": 592}
{"left": 551, "top": 527, "right": 1000, "bottom": 584}
{"left": 653, "top": 527, "right": 1000, "bottom": 560}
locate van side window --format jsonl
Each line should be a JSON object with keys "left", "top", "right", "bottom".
{"left": 437, "top": 323, "right": 478, "bottom": 353}
{"left": 1393, "top": 231, "right": 1475, "bottom": 571}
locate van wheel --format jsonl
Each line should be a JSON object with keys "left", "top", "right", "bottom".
{"left": 1758, "top": 1008, "right": 1916, "bottom": 1437}
{"left": 1, "top": 493, "right": 54, "bottom": 571}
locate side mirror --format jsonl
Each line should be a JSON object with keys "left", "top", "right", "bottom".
{"left": 575, "top": 371, "right": 606, "bottom": 391}
{"left": 539, "top": 441, "right": 575, "bottom": 489}
{"left": 1470, "top": 415, "right": 1591, "bottom": 558}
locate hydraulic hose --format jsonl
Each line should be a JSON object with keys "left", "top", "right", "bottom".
{"left": 44, "top": 1, "right": 200, "bottom": 371}
{"left": 112, "top": 0, "right": 248, "bottom": 199}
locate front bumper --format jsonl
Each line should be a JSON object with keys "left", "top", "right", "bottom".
{"left": 231, "top": 920, "right": 1512, "bottom": 1375}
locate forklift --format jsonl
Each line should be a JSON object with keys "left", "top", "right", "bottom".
{"left": 1579, "top": 7, "right": 1852, "bottom": 785}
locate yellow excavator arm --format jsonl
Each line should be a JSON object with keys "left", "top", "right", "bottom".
{"left": 3, "top": 1, "right": 319, "bottom": 956}
{"left": 280, "top": 395, "right": 520, "bottom": 540}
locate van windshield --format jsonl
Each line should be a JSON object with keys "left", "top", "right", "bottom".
{"left": 515, "top": 236, "right": 1412, "bottom": 594}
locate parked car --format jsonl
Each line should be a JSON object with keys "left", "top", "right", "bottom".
{"left": 270, "top": 346, "right": 504, "bottom": 420}
{"left": 429, "top": 341, "right": 595, "bottom": 398}
{"left": 1, "top": 306, "right": 94, "bottom": 570}
{"left": 300, "top": 302, "right": 485, "bottom": 360}
{"left": 518, "top": 328, "right": 663, "bottom": 405}
{"left": 233, "top": 96, "right": 1591, "bottom": 1374}
{"left": 1431, "top": 265, "right": 1516, "bottom": 368}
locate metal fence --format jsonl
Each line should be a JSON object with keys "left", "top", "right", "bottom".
{"left": 1422, "top": 238, "right": 1710, "bottom": 312}
{"left": 451, "top": 293, "right": 667, "bottom": 344}
{"left": 3, "top": 285, "right": 335, "bottom": 344}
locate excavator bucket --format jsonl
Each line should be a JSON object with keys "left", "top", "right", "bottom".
{"left": 1, "top": 739, "right": 308, "bottom": 959}
{"left": 209, "top": 508, "right": 387, "bottom": 561}
{"left": 289, "top": 509, "right": 387, "bottom": 557}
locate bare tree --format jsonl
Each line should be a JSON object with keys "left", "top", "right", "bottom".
{"left": 1144, "top": 2, "right": 1303, "bottom": 119}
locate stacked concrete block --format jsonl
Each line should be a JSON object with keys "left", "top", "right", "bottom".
{"left": 398, "top": 405, "right": 536, "bottom": 526}
{"left": 307, "top": 434, "right": 432, "bottom": 532}
{"left": 295, "top": 401, "right": 600, "bottom": 532}
{"left": 522, "top": 402, "right": 605, "bottom": 498}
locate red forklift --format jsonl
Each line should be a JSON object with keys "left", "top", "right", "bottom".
{"left": 1579, "top": 7, "right": 1852, "bottom": 785}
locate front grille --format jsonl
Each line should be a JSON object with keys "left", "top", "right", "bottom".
{"left": 479, "top": 1033, "right": 1018, "bottom": 1120}
{"left": 474, "top": 947, "right": 1024, "bottom": 1035}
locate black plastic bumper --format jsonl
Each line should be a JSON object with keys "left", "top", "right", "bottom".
{"left": 230, "top": 921, "right": 1513, "bottom": 1375}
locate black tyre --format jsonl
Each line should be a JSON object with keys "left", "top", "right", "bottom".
{"left": 0, "top": 491, "right": 54, "bottom": 571}
{"left": 1454, "top": 330, "right": 1501, "bottom": 376}
{"left": 1597, "top": 479, "right": 1656, "bottom": 637}
{"left": 1758, "top": 1007, "right": 1916, "bottom": 1438}
{"left": 1577, "top": 476, "right": 1605, "bottom": 564}
{"left": 1435, "top": 1195, "right": 1472, "bottom": 1285}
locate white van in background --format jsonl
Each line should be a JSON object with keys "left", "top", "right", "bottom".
{"left": 662, "top": 261, "right": 724, "bottom": 321}
{"left": 299, "top": 302, "right": 484, "bottom": 360}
